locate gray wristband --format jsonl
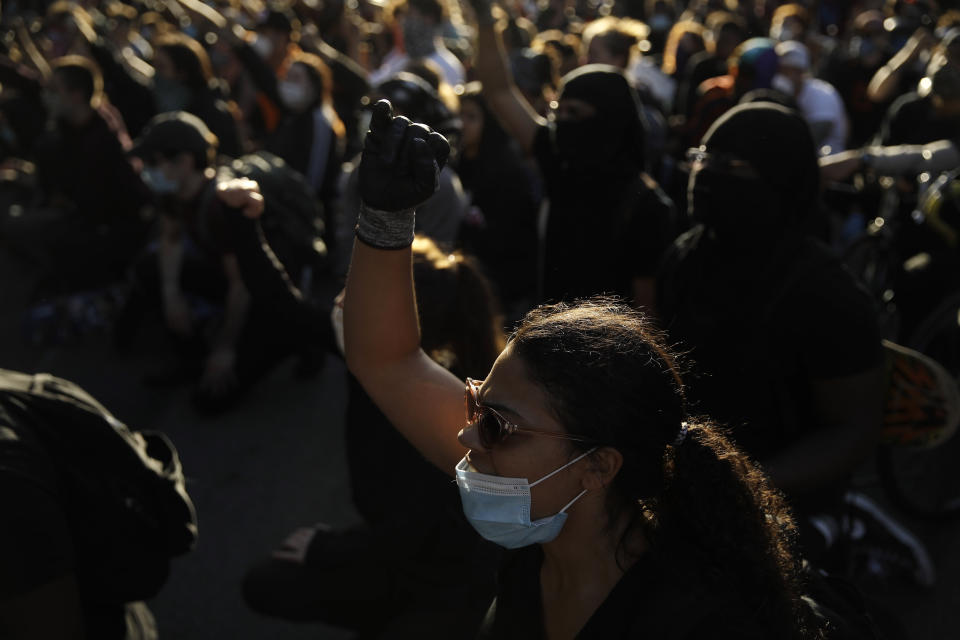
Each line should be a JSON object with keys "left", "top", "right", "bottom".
{"left": 355, "top": 201, "right": 416, "bottom": 249}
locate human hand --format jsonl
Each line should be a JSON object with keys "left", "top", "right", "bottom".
{"left": 163, "top": 288, "right": 193, "bottom": 336}
{"left": 200, "top": 347, "right": 238, "bottom": 395}
{"left": 358, "top": 99, "right": 449, "bottom": 213}
{"left": 217, "top": 177, "right": 264, "bottom": 219}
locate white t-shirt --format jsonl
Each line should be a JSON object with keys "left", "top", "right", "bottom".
{"left": 369, "top": 44, "right": 466, "bottom": 87}
{"left": 797, "top": 77, "right": 849, "bottom": 155}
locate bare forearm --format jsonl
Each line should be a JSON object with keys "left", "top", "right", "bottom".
{"left": 866, "top": 141, "right": 960, "bottom": 175}
{"left": 474, "top": 22, "right": 512, "bottom": 95}
{"left": 343, "top": 239, "right": 421, "bottom": 376}
{"left": 16, "top": 23, "right": 50, "bottom": 78}
{"left": 867, "top": 63, "right": 901, "bottom": 103}
{"left": 868, "top": 41, "right": 921, "bottom": 103}
{"left": 821, "top": 141, "right": 960, "bottom": 181}
{"left": 175, "top": 0, "right": 226, "bottom": 29}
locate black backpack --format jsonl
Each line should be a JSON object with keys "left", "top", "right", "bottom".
{"left": 0, "top": 369, "right": 197, "bottom": 602}
{"left": 219, "top": 151, "right": 329, "bottom": 282}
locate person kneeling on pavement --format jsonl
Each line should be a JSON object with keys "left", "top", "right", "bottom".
{"left": 125, "top": 111, "right": 325, "bottom": 415}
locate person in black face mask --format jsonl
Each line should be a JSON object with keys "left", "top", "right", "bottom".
{"left": 538, "top": 65, "right": 678, "bottom": 308}
{"left": 657, "top": 103, "right": 886, "bottom": 567}
{"left": 469, "top": 0, "right": 678, "bottom": 309}
{"left": 685, "top": 101, "right": 821, "bottom": 247}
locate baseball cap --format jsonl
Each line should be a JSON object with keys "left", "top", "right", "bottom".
{"left": 129, "top": 111, "right": 218, "bottom": 160}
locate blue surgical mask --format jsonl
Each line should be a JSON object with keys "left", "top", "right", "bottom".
{"left": 455, "top": 448, "right": 595, "bottom": 549}
{"left": 142, "top": 167, "right": 180, "bottom": 195}
{"left": 649, "top": 13, "right": 672, "bottom": 33}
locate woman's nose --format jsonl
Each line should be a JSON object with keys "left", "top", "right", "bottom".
{"left": 458, "top": 422, "right": 489, "bottom": 452}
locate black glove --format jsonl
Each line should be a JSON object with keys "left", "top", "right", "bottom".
{"left": 359, "top": 99, "right": 449, "bottom": 213}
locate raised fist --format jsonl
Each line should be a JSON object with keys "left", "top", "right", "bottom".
{"left": 359, "top": 100, "right": 449, "bottom": 213}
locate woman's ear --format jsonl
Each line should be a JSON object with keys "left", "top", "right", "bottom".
{"left": 582, "top": 446, "right": 623, "bottom": 490}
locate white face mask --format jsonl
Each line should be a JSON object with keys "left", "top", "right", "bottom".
{"left": 141, "top": 166, "right": 180, "bottom": 195}
{"left": 771, "top": 23, "right": 801, "bottom": 42}
{"left": 455, "top": 448, "right": 595, "bottom": 549}
{"left": 279, "top": 80, "right": 314, "bottom": 112}
{"left": 772, "top": 73, "right": 797, "bottom": 96}
{"left": 252, "top": 35, "right": 274, "bottom": 60}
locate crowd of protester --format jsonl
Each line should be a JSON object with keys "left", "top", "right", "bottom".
{"left": 2, "top": 0, "right": 960, "bottom": 637}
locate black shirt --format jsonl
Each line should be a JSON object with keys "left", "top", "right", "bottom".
{"left": 532, "top": 125, "right": 678, "bottom": 303}
{"left": 477, "top": 545, "right": 770, "bottom": 639}
{"left": 34, "top": 111, "right": 150, "bottom": 227}
{"left": 0, "top": 403, "right": 139, "bottom": 639}
{"left": 657, "top": 228, "right": 882, "bottom": 465}
{"left": 457, "top": 139, "right": 540, "bottom": 307}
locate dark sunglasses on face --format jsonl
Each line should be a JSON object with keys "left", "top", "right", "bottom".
{"left": 684, "top": 146, "right": 760, "bottom": 180}
{"left": 464, "top": 378, "right": 600, "bottom": 449}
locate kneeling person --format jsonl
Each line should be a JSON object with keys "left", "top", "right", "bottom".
{"left": 130, "top": 112, "right": 323, "bottom": 413}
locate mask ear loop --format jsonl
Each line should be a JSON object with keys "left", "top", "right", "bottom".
{"left": 557, "top": 489, "right": 589, "bottom": 514}
{"left": 528, "top": 447, "right": 598, "bottom": 520}
{"left": 529, "top": 447, "right": 598, "bottom": 487}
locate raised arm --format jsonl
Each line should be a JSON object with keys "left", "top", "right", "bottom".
{"left": 470, "top": 0, "right": 546, "bottom": 154}
{"left": 820, "top": 140, "right": 960, "bottom": 182}
{"left": 343, "top": 101, "right": 469, "bottom": 475}
{"left": 867, "top": 28, "right": 934, "bottom": 103}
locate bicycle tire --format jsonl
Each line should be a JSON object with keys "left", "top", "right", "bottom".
{"left": 877, "top": 294, "right": 960, "bottom": 521}
{"left": 841, "top": 232, "right": 900, "bottom": 340}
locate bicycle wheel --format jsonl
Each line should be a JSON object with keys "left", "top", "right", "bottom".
{"left": 841, "top": 230, "right": 900, "bottom": 340}
{"left": 877, "top": 308, "right": 960, "bottom": 521}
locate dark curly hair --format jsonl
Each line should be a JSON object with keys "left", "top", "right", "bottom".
{"left": 508, "top": 297, "right": 821, "bottom": 638}
{"left": 412, "top": 236, "right": 505, "bottom": 379}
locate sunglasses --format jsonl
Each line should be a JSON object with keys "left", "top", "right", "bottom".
{"left": 465, "top": 378, "right": 600, "bottom": 448}
{"left": 684, "top": 146, "right": 760, "bottom": 180}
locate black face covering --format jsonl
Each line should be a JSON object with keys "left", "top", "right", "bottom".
{"left": 552, "top": 65, "right": 646, "bottom": 178}
{"left": 689, "top": 168, "right": 781, "bottom": 241}
{"left": 691, "top": 102, "right": 819, "bottom": 244}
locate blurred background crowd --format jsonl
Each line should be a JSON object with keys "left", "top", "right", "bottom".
{"left": 2, "top": 0, "right": 960, "bottom": 637}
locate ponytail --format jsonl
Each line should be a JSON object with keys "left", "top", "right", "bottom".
{"left": 654, "top": 420, "right": 818, "bottom": 639}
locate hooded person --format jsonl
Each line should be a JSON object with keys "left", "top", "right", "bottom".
{"left": 657, "top": 103, "right": 885, "bottom": 564}
{"left": 686, "top": 101, "right": 822, "bottom": 249}
{"left": 469, "top": 1, "right": 679, "bottom": 308}
{"left": 530, "top": 65, "right": 679, "bottom": 306}
{"left": 546, "top": 64, "right": 646, "bottom": 178}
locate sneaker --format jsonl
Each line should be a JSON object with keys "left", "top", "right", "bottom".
{"left": 841, "top": 490, "right": 936, "bottom": 589}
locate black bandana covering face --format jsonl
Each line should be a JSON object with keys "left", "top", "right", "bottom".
{"left": 552, "top": 65, "right": 646, "bottom": 178}
{"left": 689, "top": 167, "right": 780, "bottom": 242}
{"left": 690, "top": 102, "right": 821, "bottom": 245}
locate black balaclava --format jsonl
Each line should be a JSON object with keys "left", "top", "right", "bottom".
{"left": 552, "top": 64, "right": 646, "bottom": 178}
{"left": 689, "top": 102, "right": 819, "bottom": 245}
